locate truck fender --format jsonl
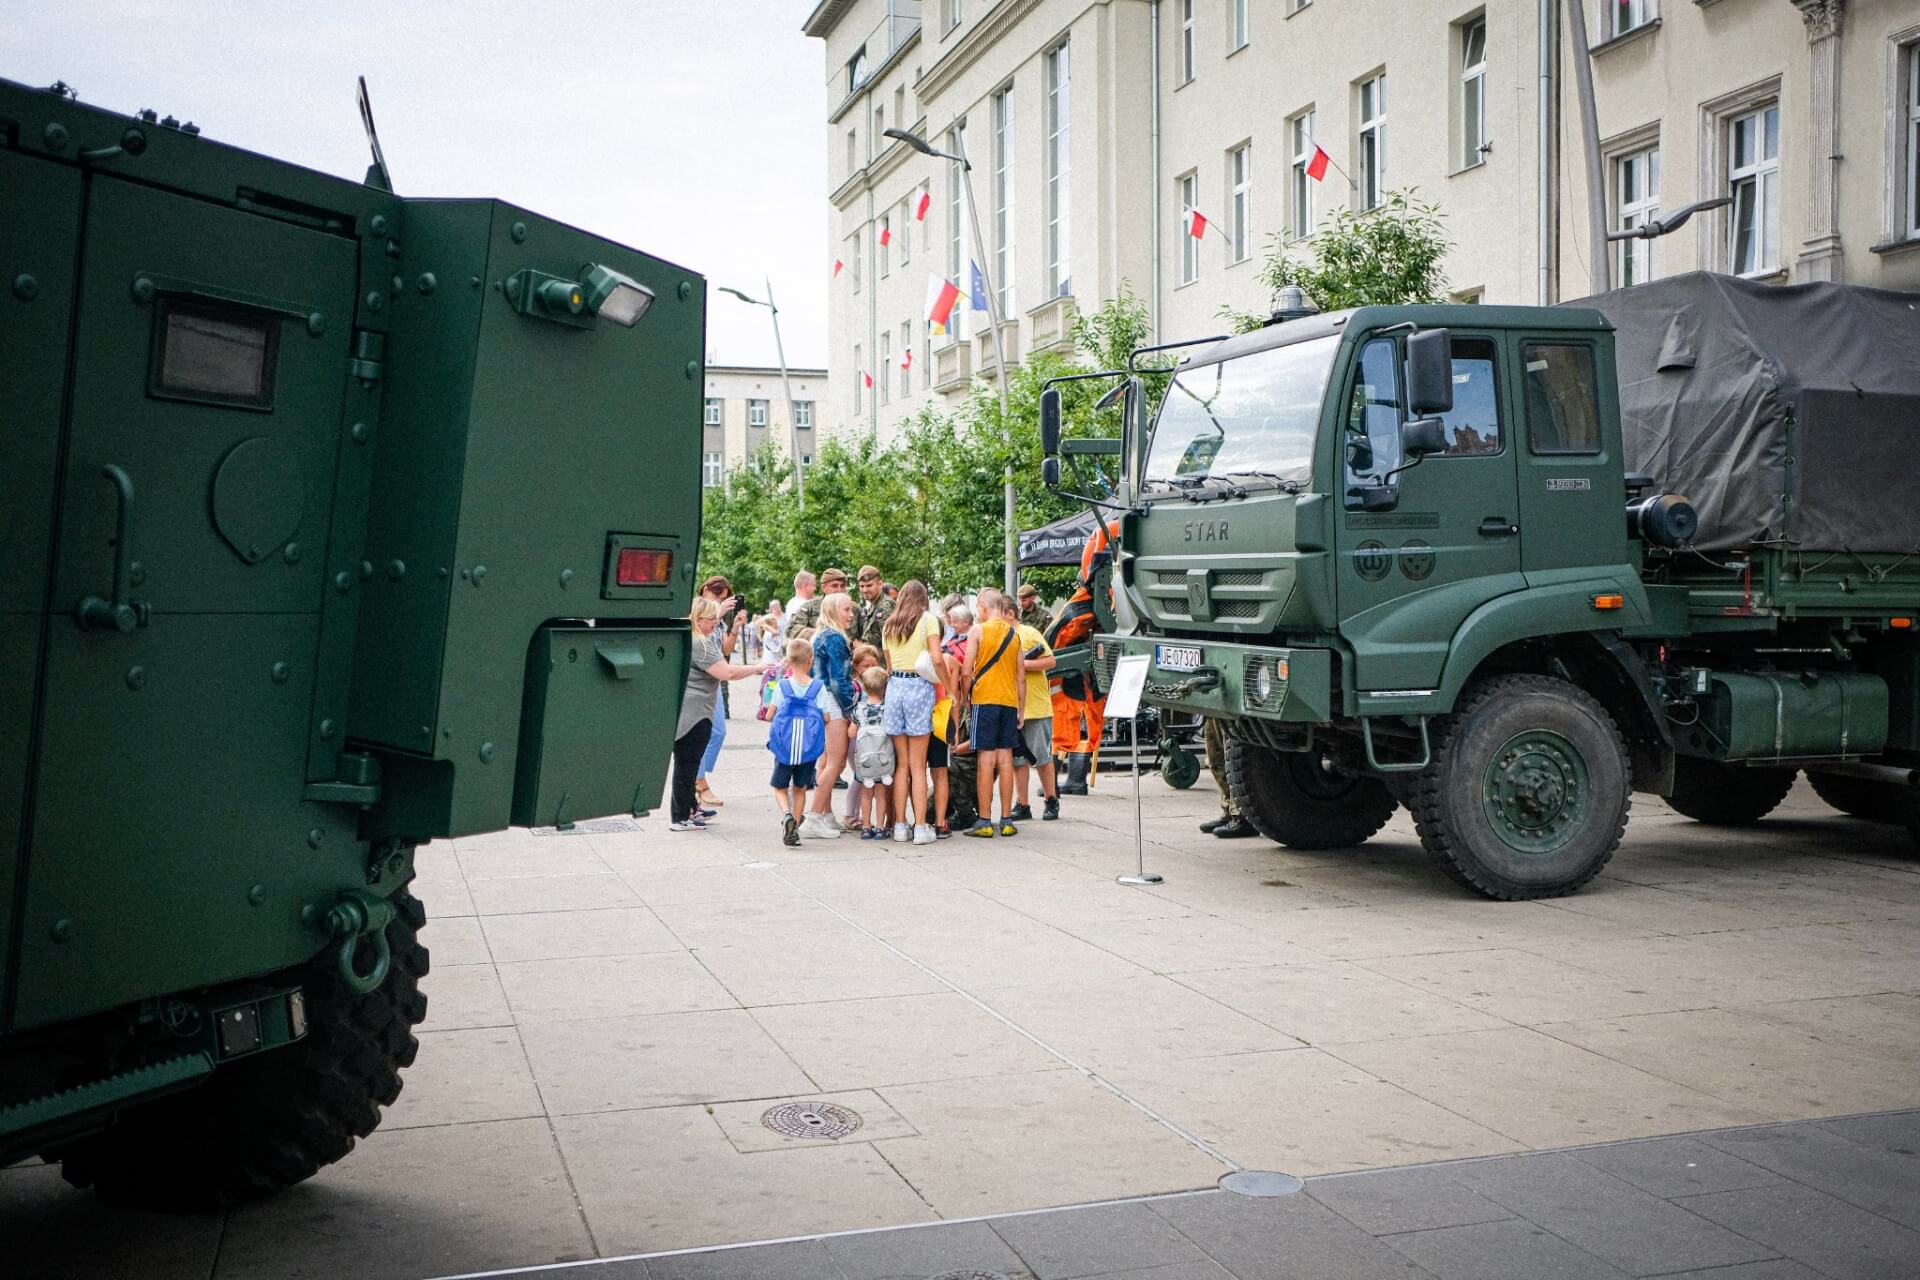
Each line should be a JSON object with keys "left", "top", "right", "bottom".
{"left": 1433, "top": 578, "right": 1647, "bottom": 710}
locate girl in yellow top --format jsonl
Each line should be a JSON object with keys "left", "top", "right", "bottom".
{"left": 881, "top": 580, "right": 945, "bottom": 844}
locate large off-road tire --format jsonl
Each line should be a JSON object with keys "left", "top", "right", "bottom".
{"left": 1665, "top": 757, "right": 1797, "bottom": 826}
{"left": 56, "top": 886, "right": 429, "bottom": 1209}
{"left": 1410, "top": 674, "right": 1629, "bottom": 900}
{"left": 1807, "top": 771, "right": 1905, "bottom": 824}
{"left": 1226, "top": 738, "right": 1397, "bottom": 849}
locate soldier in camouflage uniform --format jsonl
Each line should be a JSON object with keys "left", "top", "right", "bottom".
{"left": 785, "top": 567, "right": 848, "bottom": 637}
{"left": 852, "top": 565, "right": 894, "bottom": 648}
{"left": 1016, "top": 583, "right": 1052, "bottom": 635}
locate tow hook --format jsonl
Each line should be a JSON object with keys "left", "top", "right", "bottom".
{"left": 323, "top": 890, "right": 395, "bottom": 994}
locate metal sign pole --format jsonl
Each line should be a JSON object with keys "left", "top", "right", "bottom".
{"left": 1118, "top": 712, "right": 1162, "bottom": 886}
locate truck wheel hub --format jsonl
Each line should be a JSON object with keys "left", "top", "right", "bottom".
{"left": 1483, "top": 730, "right": 1588, "bottom": 853}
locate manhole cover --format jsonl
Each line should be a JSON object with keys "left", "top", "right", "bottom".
{"left": 928, "top": 1272, "right": 1013, "bottom": 1280}
{"left": 529, "top": 818, "right": 642, "bottom": 836}
{"left": 1220, "top": 1169, "right": 1304, "bottom": 1197}
{"left": 761, "top": 1101, "right": 863, "bottom": 1140}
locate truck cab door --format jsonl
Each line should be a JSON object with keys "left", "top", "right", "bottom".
{"left": 1336, "top": 333, "right": 1524, "bottom": 692}
{"left": 1512, "top": 339, "right": 1631, "bottom": 582}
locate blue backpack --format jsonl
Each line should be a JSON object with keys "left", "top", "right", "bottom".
{"left": 768, "top": 678, "right": 827, "bottom": 766}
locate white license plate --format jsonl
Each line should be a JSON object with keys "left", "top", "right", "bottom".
{"left": 1155, "top": 645, "right": 1202, "bottom": 673}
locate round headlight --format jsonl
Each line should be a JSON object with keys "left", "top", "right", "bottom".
{"left": 1253, "top": 661, "right": 1274, "bottom": 704}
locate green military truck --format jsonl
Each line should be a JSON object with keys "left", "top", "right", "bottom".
{"left": 1040, "top": 273, "right": 1920, "bottom": 900}
{"left": 2, "top": 78, "right": 702, "bottom": 1203}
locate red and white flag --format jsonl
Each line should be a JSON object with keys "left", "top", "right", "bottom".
{"left": 900, "top": 347, "right": 913, "bottom": 371}
{"left": 926, "top": 273, "right": 962, "bottom": 331}
{"left": 832, "top": 258, "right": 844, "bottom": 277}
{"left": 914, "top": 190, "right": 931, "bottom": 221}
{"left": 879, "top": 225, "right": 892, "bottom": 246}
{"left": 1306, "top": 145, "right": 1330, "bottom": 182}
{"left": 862, "top": 369, "right": 873, "bottom": 388}
{"left": 1185, "top": 208, "right": 1209, "bottom": 240}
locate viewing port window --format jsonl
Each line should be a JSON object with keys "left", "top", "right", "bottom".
{"left": 149, "top": 297, "right": 280, "bottom": 410}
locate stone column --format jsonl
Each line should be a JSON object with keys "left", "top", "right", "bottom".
{"left": 1793, "top": 0, "right": 1846, "bottom": 281}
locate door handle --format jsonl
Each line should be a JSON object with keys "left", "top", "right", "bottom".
{"left": 75, "top": 464, "right": 150, "bottom": 632}
{"left": 1478, "top": 517, "right": 1519, "bottom": 538}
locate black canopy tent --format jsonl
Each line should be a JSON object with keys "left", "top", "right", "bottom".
{"left": 1018, "top": 508, "right": 1101, "bottom": 567}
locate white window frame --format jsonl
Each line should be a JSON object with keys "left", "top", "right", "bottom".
{"left": 900, "top": 321, "right": 912, "bottom": 398}
{"left": 944, "top": 0, "right": 961, "bottom": 34}
{"left": 702, "top": 452, "right": 724, "bottom": 488}
{"left": 1289, "top": 0, "right": 1311, "bottom": 12}
{"left": 703, "top": 397, "right": 722, "bottom": 427}
{"left": 852, "top": 343, "right": 863, "bottom": 412}
{"left": 1228, "top": 143, "right": 1252, "bottom": 264}
{"left": 1728, "top": 103, "right": 1780, "bottom": 277}
{"left": 1910, "top": 41, "right": 1920, "bottom": 237}
{"left": 1358, "top": 73, "right": 1387, "bottom": 211}
{"left": 747, "top": 398, "right": 769, "bottom": 428}
{"left": 878, "top": 332, "right": 891, "bottom": 405}
{"left": 1610, "top": 0, "right": 1655, "bottom": 39}
{"left": 1045, "top": 40, "right": 1072, "bottom": 299}
{"left": 879, "top": 213, "right": 891, "bottom": 279}
{"left": 1179, "top": 171, "right": 1200, "bottom": 285}
{"left": 1894, "top": 34, "right": 1920, "bottom": 242}
{"left": 1180, "top": 0, "right": 1195, "bottom": 85}
{"left": 1231, "top": 0, "right": 1249, "bottom": 51}
{"left": 899, "top": 198, "right": 912, "bottom": 266}
{"left": 794, "top": 400, "right": 813, "bottom": 429}
{"left": 992, "top": 85, "right": 1016, "bottom": 317}
{"left": 850, "top": 231, "right": 863, "bottom": 294}
{"left": 1460, "top": 17, "right": 1488, "bottom": 170}
{"left": 1616, "top": 144, "right": 1660, "bottom": 286}
{"left": 1289, "top": 109, "right": 1316, "bottom": 240}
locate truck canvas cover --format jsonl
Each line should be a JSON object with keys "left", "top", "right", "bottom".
{"left": 1577, "top": 272, "right": 1920, "bottom": 552}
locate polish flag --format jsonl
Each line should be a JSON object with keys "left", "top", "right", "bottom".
{"left": 879, "top": 225, "right": 892, "bottom": 246}
{"left": 832, "top": 258, "right": 844, "bottom": 276}
{"left": 1185, "top": 208, "right": 1209, "bottom": 240}
{"left": 1306, "top": 145, "right": 1330, "bottom": 182}
{"left": 926, "top": 273, "right": 962, "bottom": 330}
{"left": 863, "top": 370, "right": 873, "bottom": 388}
{"left": 900, "top": 348, "right": 913, "bottom": 370}
{"left": 915, "top": 190, "right": 931, "bottom": 221}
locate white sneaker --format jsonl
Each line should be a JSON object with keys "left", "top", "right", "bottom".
{"left": 892, "top": 822, "right": 911, "bottom": 843}
{"left": 912, "top": 824, "right": 937, "bottom": 846}
{"left": 801, "top": 814, "right": 840, "bottom": 840}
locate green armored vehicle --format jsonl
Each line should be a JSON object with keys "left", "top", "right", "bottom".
{"left": 1040, "top": 274, "right": 1920, "bottom": 900}
{"left": 1, "top": 78, "right": 702, "bottom": 1202}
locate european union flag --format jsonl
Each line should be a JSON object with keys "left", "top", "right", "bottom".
{"left": 970, "top": 261, "right": 989, "bottom": 311}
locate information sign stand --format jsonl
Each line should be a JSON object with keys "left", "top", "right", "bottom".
{"left": 1104, "top": 655, "right": 1162, "bottom": 887}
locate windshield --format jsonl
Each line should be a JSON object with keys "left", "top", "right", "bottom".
{"left": 1142, "top": 333, "right": 1338, "bottom": 489}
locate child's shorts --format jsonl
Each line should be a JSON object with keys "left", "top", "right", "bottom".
{"left": 771, "top": 760, "right": 818, "bottom": 790}
{"left": 1016, "top": 715, "right": 1053, "bottom": 766}
{"left": 972, "top": 703, "right": 1019, "bottom": 752}
{"left": 881, "top": 672, "right": 936, "bottom": 736}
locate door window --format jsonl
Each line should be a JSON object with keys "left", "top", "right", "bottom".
{"left": 1344, "top": 335, "right": 1501, "bottom": 495}
{"left": 1523, "top": 343, "right": 1603, "bottom": 454}
{"left": 1435, "top": 337, "right": 1500, "bottom": 457}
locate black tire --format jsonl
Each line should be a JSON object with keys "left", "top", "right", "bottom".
{"left": 1665, "top": 757, "right": 1797, "bottom": 826}
{"left": 1226, "top": 738, "right": 1397, "bottom": 850}
{"left": 1806, "top": 771, "right": 1906, "bottom": 824}
{"left": 1161, "top": 740, "right": 1201, "bottom": 790}
{"left": 1410, "top": 674, "right": 1629, "bottom": 900}
{"left": 56, "top": 885, "right": 430, "bottom": 1209}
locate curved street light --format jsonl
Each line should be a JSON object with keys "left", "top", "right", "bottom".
{"left": 718, "top": 282, "right": 805, "bottom": 509}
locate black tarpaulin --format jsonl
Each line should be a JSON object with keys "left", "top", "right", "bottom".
{"left": 1576, "top": 272, "right": 1920, "bottom": 552}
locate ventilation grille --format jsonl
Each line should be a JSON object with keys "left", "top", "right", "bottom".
{"left": 1215, "top": 570, "right": 1266, "bottom": 588}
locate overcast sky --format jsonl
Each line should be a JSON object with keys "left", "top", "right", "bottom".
{"left": 3, "top": 2, "right": 830, "bottom": 368}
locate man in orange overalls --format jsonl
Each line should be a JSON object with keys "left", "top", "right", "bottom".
{"left": 1047, "top": 517, "right": 1120, "bottom": 795}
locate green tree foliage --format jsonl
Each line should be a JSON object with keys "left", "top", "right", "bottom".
{"left": 697, "top": 289, "right": 1158, "bottom": 603}
{"left": 1225, "top": 190, "right": 1451, "bottom": 332}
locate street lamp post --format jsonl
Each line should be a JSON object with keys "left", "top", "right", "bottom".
{"left": 718, "top": 282, "right": 805, "bottom": 510}
{"left": 886, "top": 126, "right": 1018, "bottom": 597}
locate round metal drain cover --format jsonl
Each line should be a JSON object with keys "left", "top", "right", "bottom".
{"left": 927, "top": 1271, "right": 1012, "bottom": 1280}
{"left": 1220, "top": 1169, "right": 1304, "bottom": 1197}
{"left": 761, "top": 1101, "right": 863, "bottom": 1140}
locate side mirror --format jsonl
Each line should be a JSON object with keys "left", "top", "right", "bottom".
{"left": 1039, "top": 388, "right": 1063, "bottom": 456}
{"left": 1402, "top": 417, "right": 1447, "bottom": 458}
{"left": 1042, "top": 457, "right": 1062, "bottom": 488}
{"left": 1346, "top": 435, "right": 1375, "bottom": 472}
{"left": 1406, "top": 328, "right": 1453, "bottom": 417}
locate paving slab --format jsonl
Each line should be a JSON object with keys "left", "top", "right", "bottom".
{"left": 978, "top": 974, "right": 1304, "bottom": 1072}
{"left": 382, "top": 1025, "right": 545, "bottom": 1130}
{"left": 417, "top": 961, "right": 514, "bottom": 1030}
{"left": 519, "top": 1008, "right": 818, "bottom": 1114}
{"left": 1176, "top": 961, "right": 1508, "bottom": 1046}
{"left": 495, "top": 951, "right": 740, "bottom": 1022}
{"left": 991, "top": 1200, "right": 1209, "bottom": 1278}
{"left": 750, "top": 991, "right": 1065, "bottom": 1090}
{"left": 479, "top": 906, "right": 684, "bottom": 963}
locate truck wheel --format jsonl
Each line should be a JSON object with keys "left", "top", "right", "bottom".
{"left": 1410, "top": 674, "right": 1629, "bottom": 900}
{"left": 1806, "top": 771, "right": 1905, "bottom": 824}
{"left": 55, "top": 885, "right": 429, "bottom": 1209}
{"left": 1226, "top": 739, "right": 1396, "bottom": 849}
{"left": 1665, "top": 757, "right": 1797, "bottom": 826}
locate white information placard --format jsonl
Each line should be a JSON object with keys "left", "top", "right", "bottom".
{"left": 1105, "top": 654, "right": 1152, "bottom": 720}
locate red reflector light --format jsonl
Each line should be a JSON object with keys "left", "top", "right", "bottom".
{"left": 616, "top": 548, "right": 672, "bottom": 586}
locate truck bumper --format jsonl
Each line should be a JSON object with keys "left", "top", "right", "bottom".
{"left": 1092, "top": 634, "right": 1332, "bottom": 723}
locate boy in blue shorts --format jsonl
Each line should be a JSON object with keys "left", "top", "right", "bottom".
{"left": 768, "top": 637, "right": 838, "bottom": 846}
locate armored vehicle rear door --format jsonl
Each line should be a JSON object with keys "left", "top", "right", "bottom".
{"left": 14, "top": 175, "right": 358, "bottom": 1029}
{"left": 1336, "top": 333, "right": 1523, "bottom": 692}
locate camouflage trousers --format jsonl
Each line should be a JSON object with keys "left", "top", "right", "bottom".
{"left": 1203, "top": 717, "right": 1236, "bottom": 818}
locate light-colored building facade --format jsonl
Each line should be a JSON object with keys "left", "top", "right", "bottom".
{"left": 806, "top": 0, "right": 1920, "bottom": 442}
{"left": 701, "top": 365, "right": 829, "bottom": 489}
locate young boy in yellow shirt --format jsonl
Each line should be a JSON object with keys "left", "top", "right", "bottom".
{"left": 962, "top": 589, "right": 1026, "bottom": 836}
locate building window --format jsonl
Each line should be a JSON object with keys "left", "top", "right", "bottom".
{"left": 703, "top": 397, "right": 722, "bottom": 426}
{"left": 1290, "top": 0, "right": 1312, "bottom": 12}
{"left": 879, "top": 332, "right": 891, "bottom": 405}
{"left": 879, "top": 214, "right": 891, "bottom": 279}
{"left": 992, "top": 85, "right": 1015, "bottom": 317}
{"left": 1611, "top": 0, "right": 1654, "bottom": 38}
{"left": 1728, "top": 104, "right": 1780, "bottom": 276}
{"left": 947, "top": 121, "right": 967, "bottom": 283}
{"left": 795, "top": 400, "right": 813, "bottom": 429}
{"left": 852, "top": 343, "right": 863, "bottom": 412}
{"left": 703, "top": 452, "right": 724, "bottom": 487}
{"left": 944, "top": 0, "right": 961, "bottom": 33}
{"left": 1290, "top": 110, "right": 1316, "bottom": 239}
{"left": 1903, "top": 41, "right": 1920, "bottom": 239}
{"left": 1228, "top": 143, "right": 1252, "bottom": 263}
{"left": 1616, "top": 145, "right": 1660, "bottom": 285}
{"left": 923, "top": 321, "right": 934, "bottom": 387}
{"left": 1046, "top": 41, "right": 1072, "bottom": 299}
{"left": 1179, "top": 0, "right": 1196, "bottom": 84}
{"left": 893, "top": 85, "right": 907, "bottom": 136}
{"left": 847, "top": 45, "right": 868, "bottom": 96}
{"left": 1460, "top": 18, "right": 1487, "bottom": 169}
{"left": 873, "top": 104, "right": 885, "bottom": 161}
{"left": 1359, "top": 73, "right": 1387, "bottom": 210}
{"left": 1231, "top": 0, "right": 1249, "bottom": 50}
{"left": 847, "top": 129, "right": 857, "bottom": 176}
{"left": 850, "top": 231, "right": 863, "bottom": 294}
{"left": 900, "top": 198, "right": 912, "bottom": 266}
{"left": 747, "top": 398, "right": 769, "bottom": 427}
{"left": 1179, "top": 171, "right": 1200, "bottom": 285}
{"left": 900, "top": 321, "right": 912, "bottom": 397}
{"left": 801, "top": 453, "right": 813, "bottom": 468}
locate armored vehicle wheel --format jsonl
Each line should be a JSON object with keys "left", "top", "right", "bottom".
{"left": 1410, "top": 674, "right": 1629, "bottom": 900}
{"left": 1807, "top": 771, "right": 1905, "bottom": 824}
{"left": 1226, "top": 739, "right": 1396, "bottom": 849}
{"left": 55, "top": 886, "right": 429, "bottom": 1209}
{"left": 1665, "top": 757, "right": 1797, "bottom": 826}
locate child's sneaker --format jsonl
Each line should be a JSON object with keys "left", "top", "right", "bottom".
{"left": 668, "top": 819, "right": 706, "bottom": 833}
{"left": 1010, "top": 803, "right": 1034, "bottom": 821}
{"left": 912, "top": 824, "right": 936, "bottom": 846}
{"left": 801, "top": 814, "right": 840, "bottom": 840}
{"left": 962, "top": 819, "right": 996, "bottom": 839}
{"left": 936, "top": 823, "right": 952, "bottom": 840}
{"left": 892, "top": 823, "right": 911, "bottom": 843}
{"left": 999, "top": 821, "right": 1018, "bottom": 837}
{"left": 1042, "top": 797, "right": 1060, "bottom": 821}
{"left": 782, "top": 814, "right": 800, "bottom": 847}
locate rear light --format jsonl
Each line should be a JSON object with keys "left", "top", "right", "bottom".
{"left": 1892, "top": 617, "right": 1913, "bottom": 630}
{"left": 616, "top": 548, "right": 672, "bottom": 586}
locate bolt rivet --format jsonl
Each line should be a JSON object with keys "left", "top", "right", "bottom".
{"left": 350, "top": 421, "right": 371, "bottom": 444}
{"left": 685, "top": 360, "right": 699, "bottom": 380}
{"left": 11, "top": 273, "right": 38, "bottom": 301}
{"left": 51, "top": 918, "right": 73, "bottom": 942}
{"left": 43, "top": 122, "right": 69, "bottom": 151}
{"left": 307, "top": 312, "right": 326, "bottom": 336}
{"left": 510, "top": 221, "right": 529, "bottom": 243}
{"left": 128, "top": 561, "right": 146, "bottom": 586}
{"left": 283, "top": 543, "right": 301, "bottom": 564}
{"left": 131, "top": 275, "right": 155, "bottom": 302}
{"left": 386, "top": 559, "right": 406, "bottom": 581}
{"left": 678, "top": 281, "right": 693, "bottom": 300}
{"left": 471, "top": 565, "right": 487, "bottom": 585}
{"left": 248, "top": 884, "right": 266, "bottom": 906}
{"left": 125, "top": 665, "right": 146, "bottom": 691}
{"left": 319, "top": 718, "right": 337, "bottom": 739}
{"left": 478, "top": 741, "right": 495, "bottom": 763}
{"left": 364, "top": 290, "right": 384, "bottom": 312}
{"left": 271, "top": 661, "right": 290, "bottom": 683}
{"left": 417, "top": 272, "right": 437, "bottom": 294}
{"left": 359, "top": 560, "right": 374, "bottom": 581}
{"left": 559, "top": 568, "right": 574, "bottom": 588}
{"left": 334, "top": 571, "right": 352, "bottom": 592}
{"left": 370, "top": 214, "right": 389, "bottom": 236}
